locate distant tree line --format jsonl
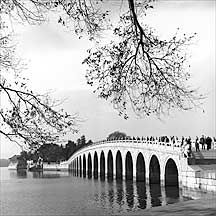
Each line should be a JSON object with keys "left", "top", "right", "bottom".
{"left": 19, "top": 135, "right": 93, "bottom": 163}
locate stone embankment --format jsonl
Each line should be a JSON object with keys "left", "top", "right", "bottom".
{"left": 181, "top": 150, "right": 216, "bottom": 193}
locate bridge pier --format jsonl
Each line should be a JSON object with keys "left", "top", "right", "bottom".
{"left": 122, "top": 154, "right": 126, "bottom": 181}
{"left": 97, "top": 154, "right": 100, "bottom": 179}
{"left": 113, "top": 154, "right": 116, "bottom": 180}
{"left": 132, "top": 154, "right": 137, "bottom": 181}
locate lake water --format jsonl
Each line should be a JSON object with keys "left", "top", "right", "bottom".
{"left": 0, "top": 167, "right": 193, "bottom": 215}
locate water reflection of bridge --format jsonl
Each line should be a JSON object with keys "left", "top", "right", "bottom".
{"left": 10, "top": 168, "right": 187, "bottom": 211}
{"left": 68, "top": 140, "right": 186, "bottom": 186}
{"left": 70, "top": 172, "right": 185, "bottom": 211}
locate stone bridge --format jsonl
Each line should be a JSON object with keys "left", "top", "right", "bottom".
{"left": 67, "top": 139, "right": 188, "bottom": 186}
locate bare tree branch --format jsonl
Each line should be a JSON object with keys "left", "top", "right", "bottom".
{"left": 0, "top": 0, "right": 204, "bottom": 150}
{"left": 83, "top": 0, "right": 204, "bottom": 118}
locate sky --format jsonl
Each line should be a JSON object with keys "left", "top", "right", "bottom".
{"left": 0, "top": 0, "right": 215, "bottom": 158}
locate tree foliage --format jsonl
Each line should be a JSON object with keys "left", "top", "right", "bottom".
{"left": 18, "top": 135, "right": 93, "bottom": 162}
{"left": 107, "top": 131, "right": 127, "bottom": 140}
{"left": 0, "top": 0, "right": 203, "bottom": 148}
{"left": 0, "top": 29, "right": 78, "bottom": 149}
{"left": 83, "top": 0, "right": 203, "bottom": 118}
{"left": 0, "top": 0, "right": 79, "bottom": 150}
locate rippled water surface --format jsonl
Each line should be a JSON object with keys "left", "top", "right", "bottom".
{"left": 0, "top": 167, "right": 192, "bottom": 215}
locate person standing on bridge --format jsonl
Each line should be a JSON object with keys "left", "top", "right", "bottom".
{"left": 206, "top": 137, "right": 212, "bottom": 150}
{"left": 200, "top": 135, "right": 205, "bottom": 150}
{"left": 195, "top": 136, "right": 200, "bottom": 152}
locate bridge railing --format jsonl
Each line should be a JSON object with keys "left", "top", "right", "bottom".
{"left": 71, "top": 138, "right": 183, "bottom": 158}
{"left": 93, "top": 139, "right": 182, "bottom": 146}
{"left": 68, "top": 136, "right": 216, "bottom": 162}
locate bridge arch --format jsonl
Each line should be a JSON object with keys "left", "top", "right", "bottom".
{"left": 79, "top": 156, "right": 82, "bottom": 177}
{"left": 125, "top": 151, "right": 133, "bottom": 180}
{"left": 149, "top": 155, "right": 160, "bottom": 184}
{"left": 136, "top": 152, "right": 146, "bottom": 182}
{"left": 93, "top": 151, "right": 98, "bottom": 179}
{"left": 100, "top": 151, "right": 105, "bottom": 179}
{"left": 165, "top": 158, "right": 179, "bottom": 186}
{"left": 107, "top": 150, "right": 113, "bottom": 180}
{"left": 87, "top": 153, "right": 92, "bottom": 178}
{"left": 116, "top": 150, "right": 123, "bottom": 180}
{"left": 83, "top": 154, "right": 86, "bottom": 178}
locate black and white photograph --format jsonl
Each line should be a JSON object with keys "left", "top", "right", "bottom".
{"left": 0, "top": 0, "right": 215, "bottom": 215}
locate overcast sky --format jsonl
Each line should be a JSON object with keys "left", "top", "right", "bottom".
{"left": 1, "top": 0, "right": 215, "bottom": 158}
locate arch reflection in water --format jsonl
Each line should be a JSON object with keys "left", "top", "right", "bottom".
{"left": 165, "top": 186, "right": 180, "bottom": 204}
{"left": 71, "top": 169, "right": 187, "bottom": 213}
{"left": 107, "top": 180, "right": 114, "bottom": 209}
{"left": 98, "top": 180, "right": 136, "bottom": 212}
{"left": 136, "top": 181, "right": 147, "bottom": 209}
{"left": 116, "top": 180, "right": 124, "bottom": 207}
{"left": 125, "top": 180, "right": 134, "bottom": 209}
{"left": 149, "top": 183, "right": 162, "bottom": 207}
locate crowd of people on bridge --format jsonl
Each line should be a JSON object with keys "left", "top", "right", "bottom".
{"left": 106, "top": 134, "right": 215, "bottom": 159}
{"left": 181, "top": 135, "right": 214, "bottom": 158}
